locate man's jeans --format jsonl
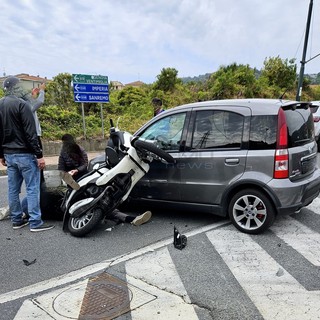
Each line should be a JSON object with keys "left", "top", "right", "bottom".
{"left": 4, "top": 153, "right": 43, "bottom": 228}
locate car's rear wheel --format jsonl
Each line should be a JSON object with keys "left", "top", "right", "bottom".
{"left": 228, "top": 189, "right": 275, "bottom": 234}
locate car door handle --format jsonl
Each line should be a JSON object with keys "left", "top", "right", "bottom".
{"left": 225, "top": 158, "right": 240, "bottom": 165}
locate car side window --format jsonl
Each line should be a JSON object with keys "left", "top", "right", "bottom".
{"left": 192, "top": 110, "right": 243, "bottom": 149}
{"left": 139, "top": 113, "right": 186, "bottom": 151}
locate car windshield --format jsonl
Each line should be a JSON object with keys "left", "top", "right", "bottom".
{"left": 139, "top": 113, "right": 186, "bottom": 151}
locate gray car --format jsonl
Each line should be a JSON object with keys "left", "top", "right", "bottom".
{"left": 90, "top": 99, "right": 320, "bottom": 234}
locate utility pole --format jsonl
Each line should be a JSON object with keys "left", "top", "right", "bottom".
{"left": 296, "top": 0, "right": 313, "bottom": 101}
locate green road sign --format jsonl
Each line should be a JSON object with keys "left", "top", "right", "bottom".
{"left": 72, "top": 74, "right": 108, "bottom": 84}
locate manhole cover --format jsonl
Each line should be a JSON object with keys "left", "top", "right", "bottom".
{"left": 79, "top": 273, "right": 131, "bottom": 320}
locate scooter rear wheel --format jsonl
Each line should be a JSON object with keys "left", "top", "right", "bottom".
{"left": 68, "top": 206, "right": 104, "bottom": 237}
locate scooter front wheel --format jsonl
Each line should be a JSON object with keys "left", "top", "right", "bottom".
{"left": 68, "top": 206, "right": 104, "bottom": 237}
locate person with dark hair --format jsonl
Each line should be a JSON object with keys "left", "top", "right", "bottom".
{"left": 0, "top": 76, "right": 54, "bottom": 232}
{"left": 58, "top": 134, "right": 89, "bottom": 181}
{"left": 152, "top": 97, "right": 165, "bottom": 117}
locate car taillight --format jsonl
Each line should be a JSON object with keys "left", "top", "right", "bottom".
{"left": 313, "top": 116, "right": 320, "bottom": 122}
{"left": 274, "top": 149, "right": 289, "bottom": 178}
{"left": 274, "top": 108, "right": 289, "bottom": 179}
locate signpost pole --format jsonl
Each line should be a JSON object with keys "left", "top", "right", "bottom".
{"left": 100, "top": 103, "right": 105, "bottom": 139}
{"left": 81, "top": 102, "right": 86, "bottom": 139}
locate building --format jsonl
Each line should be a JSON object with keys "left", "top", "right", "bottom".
{"left": 110, "top": 80, "right": 145, "bottom": 91}
{"left": 0, "top": 73, "right": 49, "bottom": 92}
{"left": 125, "top": 80, "right": 145, "bottom": 88}
{"left": 110, "top": 81, "right": 125, "bottom": 91}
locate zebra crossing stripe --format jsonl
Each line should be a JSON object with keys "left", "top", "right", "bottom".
{"left": 304, "top": 197, "right": 320, "bottom": 215}
{"left": 271, "top": 215, "right": 320, "bottom": 266}
{"left": 125, "top": 247, "right": 199, "bottom": 319}
{"left": 206, "top": 228, "right": 320, "bottom": 320}
{"left": 14, "top": 280, "right": 88, "bottom": 320}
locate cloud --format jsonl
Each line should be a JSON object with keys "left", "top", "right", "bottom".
{"left": 0, "top": 0, "right": 319, "bottom": 83}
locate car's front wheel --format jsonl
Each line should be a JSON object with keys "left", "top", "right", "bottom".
{"left": 228, "top": 189, "right": 275, "bottom": 234}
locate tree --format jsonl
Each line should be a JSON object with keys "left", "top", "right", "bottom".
{"left": 204, "top": 63, "right": 259, "bottom": 99}
{"left": 260, "top": 56, "right": 297, "bottom": 90}
{"left": 44, "top": 73, "right": 74, "bottom": 108}
{"left": 153, "top": 67, "right": 182, "bottom": 92}
{"left": 117, "top": 86, "right": 147, "bottom": 107}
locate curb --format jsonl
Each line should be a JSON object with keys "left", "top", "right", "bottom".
{"left": 0, "top": 165, "right": 58, "bottom": 177}
{"left": 0, "top": 152, "right": 102, "bottom": 177}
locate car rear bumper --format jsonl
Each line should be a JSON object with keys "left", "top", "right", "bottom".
{"left": 268, "top": 169, "right": 320, "bottom": 215}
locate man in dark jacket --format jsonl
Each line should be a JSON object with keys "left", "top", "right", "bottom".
{"left": 0, "top": 76, "right": 54, "bottom": 232}
{"left": 152, "top": 97, "right": 165, "bottom": 117}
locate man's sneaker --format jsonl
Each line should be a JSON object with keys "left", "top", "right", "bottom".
{"left": 30, "top": 223, "right": 55, "bottom": 232}
{"left": 13, "top": 219, "right": 29, "bottom": 230}
{"left": 131, "top": 211, "right": 152, "bottom": 226}
{"left": 0, "top": 206, "right": 10, "bottom": 221}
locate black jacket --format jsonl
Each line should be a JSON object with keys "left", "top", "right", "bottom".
{"left": 58, "top": 146, "right": 88, "bottom": 177}
{"left": 0, "top": 95, "right": 43, "bottom": 158}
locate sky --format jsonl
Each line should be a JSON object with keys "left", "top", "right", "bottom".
{"left": 1, "top": 0, "right": 320, "bottom": 84}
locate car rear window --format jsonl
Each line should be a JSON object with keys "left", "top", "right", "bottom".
{"left": 284, "top": 108, "right": 314, "bottom": 147}
{"left": 249, "top": 115, "right": 277, "bottom": 150}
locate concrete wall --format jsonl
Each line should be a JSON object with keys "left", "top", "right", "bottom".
{"left": 42, "top": 138, "right": 106, "bottom": 156}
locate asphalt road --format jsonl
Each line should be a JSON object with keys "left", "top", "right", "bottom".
{"left": 1, "top": 198, "right": 320, "bottom": 319}
{"left": 0, "top": 154, "right": 320, "bottom": 319}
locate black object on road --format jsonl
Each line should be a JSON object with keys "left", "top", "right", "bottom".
{"left": 173, "top": 226, "right": 187, "bottom": 250}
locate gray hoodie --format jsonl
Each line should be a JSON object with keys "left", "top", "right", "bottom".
{"left": 29, "top": 90, "right": 45, "bottom": 136}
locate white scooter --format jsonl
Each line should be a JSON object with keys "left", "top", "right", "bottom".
{"left": 61, "top": 120, "right": 174, "bottom": 237}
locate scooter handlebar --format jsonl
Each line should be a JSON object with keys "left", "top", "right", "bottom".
{"left": 131, "top": 138, "right": 175, "bottom": 163}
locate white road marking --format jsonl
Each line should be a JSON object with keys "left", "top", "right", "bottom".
{"left": 0, "top": 262, "right": 111, "bottom": 305}
{"left": 305, "top": 196, "right": 320, "bottom": 215}
{"left": 126, "top": 247, "right": 199, "bottom": 319}
{"left": 126, "top": 247, "right": 191, "bottom": 302}
{"left": 128, "top": 276, "right": 199, "bottom": 320}
{"left": 14, "top": 280, "right": 88, "bottom": 320}
{"left": 206, "top": 228, "right": 320, "bottom": 320}
{"left": 271, "top": 215, "right": 320, "bottom": 266}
